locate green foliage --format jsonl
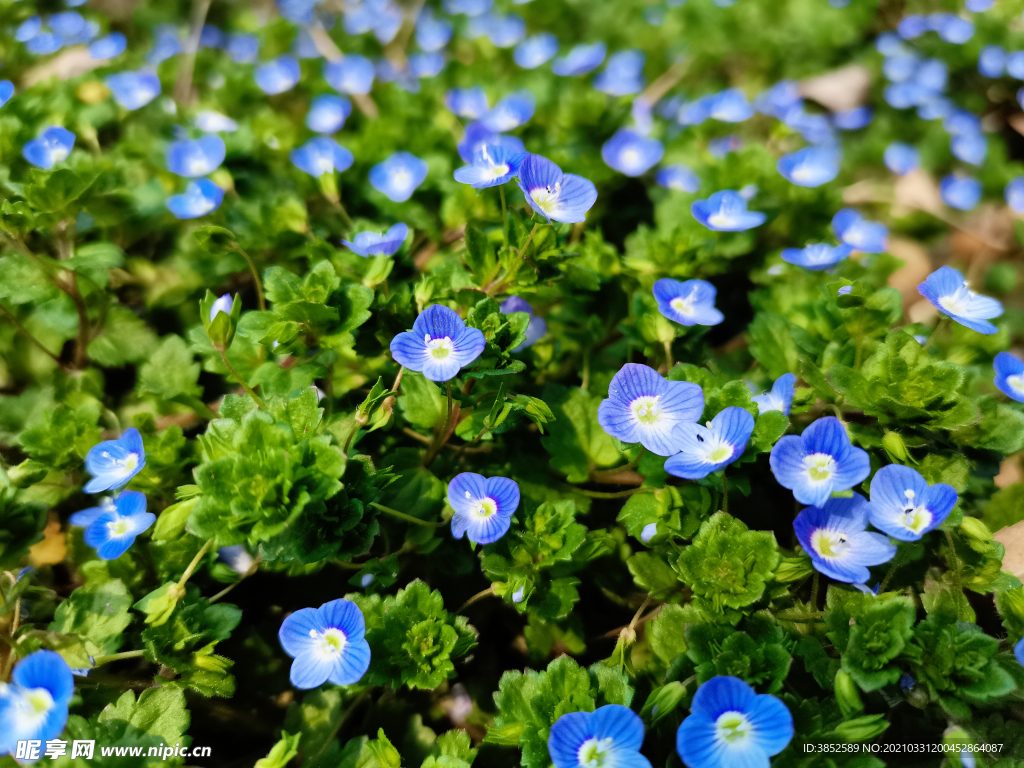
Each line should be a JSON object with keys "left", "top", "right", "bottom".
{"left": 825, "top": 590, "right": 916, "bottom": 692}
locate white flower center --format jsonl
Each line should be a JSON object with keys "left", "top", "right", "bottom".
{"left": 670, "top": 290, "right": 698, "bottom": 317}
{"left": 485, "top": 162, "right": 510, "bottom": 180}
{"left": 577, "top": 737, "right": 615, "bottom": 768}
{"left": 390, "top": 168, "right": 412, "bottom": 191}
{"left": 811, "top": 529, "right": 849, "bottom": 558}
{"left": 425, "top": 335, "right": 454, "bottom": 359}
{"left": 472, "top": 498, "right": 498, "bottom": 519}
{"left": 937, "top": 282, "right": 975, "bottom": 317}
{"left": 705, "top": 440, "right": 734, "bottom": 464}
{"left": 11, "top": 686, "right": 54, "bottom": 733}
{"left": 530, "top": 183, "right": 561, "bottom": 214}
{"left": 1007, "top": 373, "right": 1024, "bottom": 396}
{"left": 631, "top": 395, "right": 662, "bottom": 425}
{"left": 123, "top": 453, "right": 139, "bottom": 473}
{"left": 107, "top": 517, "right": 131, "bottom": 537}
{"left": 803, "top": 453, "right": 835, "bottom": 483}
{"left": 715, "top": 710, "right": 751, "bottom": 745}
{"left": 621, "top": 147, "right": 642, "bottom": 170}
{"left": 310, "top": 627, "right": 347, "bottom": 656}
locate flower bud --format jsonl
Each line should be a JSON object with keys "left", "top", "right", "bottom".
{"left": 882, "top": 431, "right": 909, "bottom": 463}
{"left": 835, "top": 670, "right": 864, "bottom": 719}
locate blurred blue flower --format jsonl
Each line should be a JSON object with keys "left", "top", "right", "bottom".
{"left": 0, "top": 651, "right": 74, "bottom": 755}
{"left": 514, "top": 33, "right": 558, "bottom": 69}
{"left": 26, "top": 34, "right": 64, "bottom": 55}
{"left": 371, "top": 0, "right": 404, "bottom": 45}
{"left": 794, "top": 494, "right": 896, "bottom": 583}
{"left": 691, "top": 190, "right": 766, "bottom": 231}
{"left": 290, "top": 137, "right": 354, "bottom": 177}
{"left": 783, "top": 108, "right": 836, "bottom": 144}
{"left": 781, "top": 243, "right": 853, "bottom": 271}
{"left": 707, "top": 88, "right": 753, "bottom": 122}
{"left": 832, "top": 208, "right": 888, "bottom": 253}
{"left": 445, "top": 86, "right": 489, "bottom": 119}
{"left": 517, "top": 154, "right": 598, "bottom": 223}
{"left": 84, "top": 427, "right": 145, "bottom": 493}
{"left": 209, "top": 293, "right": 233, "bottom": 322}
{"left": 227, "top": 33, "right": 259, "bottom": 63}
{"left": 594, "top": 49, "right": 646, "bottom": 96}
{"left": 278, "top": 599, "right": 371, "bottom": 688}
{"left": 1008, "top": 51, "right": 1024, "bottom": 79}
{"left": 995, "top": 352, "right": 1024, "bottom": 402}
{"left": 49, "top": 11, "right": 84, "bottom": 39}
{"left": 481, "top": 90, "right": 535, "bottom": 131}
{"left": 978, "top": 44, "right": 1005, "bottom": 77}
{"left": 408, "top": 52, "right": 444, "bottom": 78}
{"left": 883, "top": 53, "right": 920, "bottom": 83}
{"left": 945, "top": 109, "right": 981, "bottom": 135}
{"left": 69, "top": 496, "right": 116, "bottom": 528}
{"left": 777, "top": 145, "right": 840, "bottom": 187}
{"left": 444, "top": 0, "right": 493, "bottom": 15}
{"left": 967, "top": 0, "right": 994, "bottom": 9}
{"left": 602, "top": 129, "right": 663, "bottom": 177}
{"left": 306, "top": 94, "right": 351, "bottom": 133}
{"left": 875, "top": 32, "right": 905, "bottom": 56}
{"left": 950, "top": 131, "right": 986, "bottom": 166}
{"left": 0, "top": 81, "right": 13, "bottom": 108}
{"left": 551, "top": 41, "right": 606, "bottom": 76}
{"left": 342, "top": 223, "right": 408, "bottom": 257}
{"left": 166, "top": 178, "right": 225, "bottom": 219}
{"left": 500, "top": 296, "right": 547, "bottom": 351}
{"left": 677, "top": 677, "right": 793, "bottom": 768}
{"left": 375, "top": 58, "right": 420, "bottom": 94}
{"left": 487, "top": 13, "right": 526, "bottom": 47}
{"left": 934, "top": 14, "right": 973, "bottom": 43}
{"left": 770, "top": 416, "right": 869, "bottom": 506}
{"left": 81, "top": 490, "right": 154, "bottom": 560}
{"left": 833, "top": 106, "right": 873, "bottom": 130}
{"left": 147, "top": 26, "right": 181, "bottom": 64}
{"left": 457, "top": 122, "right": 525, "bottom": 163}
{"left": 676, "top": 96, "right": 712, "bottom": 126}
{"left": 549, "top": 705, "right": 650, "bottom": 768}
{"left": 918, "top": 266, "right": 1002, "bottom": 335}
{"left": 167, "top": 134, "right": 225, "bottom": 178}
{"left": 106, "top": 70, "right": 161, "bottom": 110}
{"left": 884, "top": 142, "right": 920, "bottom": 175}
{"left": 597, "top": 363, "right": 704, "bottom": 456}
{"left": 389, "top": 304, "right": 486, "bottom": 382}
{"left": 370, "top": 151, "right": 428, "bottom": 202}
{"left": 940, "top": 174, "right": 982, "bottom": 211}
{"left": 278, "top": 0, "right": 318, "bottom": 25}
{"left": 255, "top": 56, "right": 300, "bottom": 95}
{"left": 653, "top": 278, "right": 723, "bottom": 326}
{"left": 753, "top": 372, "right": 796, "bottom": 416}
{"left": 708, "top": 135, "right": 743, "bottom": 158}
{"left": 453, "top": 145, "right": 525, "bottom": 188}
{"left": 448, "top": 473, "right": 520, "bottom": 544}
{"left": 915, "top": 58, "right": 948, "bottom": 91}
{"left": 89, "top": 32, "right": 126, "bottom": 59}
{"left": 294, "top": 28, "right": 323, "bottom": 60}
{"left": 631, "top": 96, "right": 654, "bottom": 135}
{"left": 324, "top": 54, "right": 375, "bottom": 94}
{"left": 656, "top": 163, "right": 701, "bottom": 192}
{"left": 416, "top": 7, "right": 452, "bottom": 51}
{"left": 917, "top": 95, "right": 953, "bottom": 121}
{"left": 16, "top": 17, "right": 42, "bottom": 42}
{"left": 199, "top": 25, "right": 223, "bottom": 48}
{"left": 754, "top": 80, "right": 802, "bottom": 118}
{"left": 868, "top": 464, "right": 957, "bottom": 541}
{"left": 1005, "top": 177, "right": 1024, "bottom": 213}
{"left": 665, "top": 407, "right": 754, "bottom": 480}
{"left": 22, "top": 126, "right": 75, "bottom": 169}
{"left": 217, "top": 545, "right": 255, "bottom": 576}
{"left": 898, "top": 14, "right": 928, "bottom": 39}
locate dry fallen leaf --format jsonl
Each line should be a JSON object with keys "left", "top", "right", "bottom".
{"left": 29, "top": 516, "right": 67, "bottom": 567}
{"left": 893, "top": 169, "right": 943, "bottom": 217}
{"left": 22, "top": 47, "right": 107, "bottom": 88}
{"left": 800, "top": 65, "right": 872, "bottom": 113}
{"left": 886, "top": 237, "right": 933, "bottom": 305}
{"left": 994, "top": 518, "right": 1024, "bottom": 581}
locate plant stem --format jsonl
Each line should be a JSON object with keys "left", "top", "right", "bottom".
{"left": 370, "top": 502, "right": 446, "bottom": 527}
{"left": 878, "top": 559, "right": 899, "bottom": 593}
{"left": 721, "top": 470, "right": 728, "bottom": 514}
{"left": 457, "top": 586, "right": 495, "bottom": 613}
{"left": 173, "top": 0, "right": 212, "bottom": 106}
{"left": 233, "top": 246, "right": 265, "bottom": 311}
{"left": 517, "top": 223, "right": 539, "bottom": 257}
{"left": 0, "top": 304, "right": 63, "bottom": 365}
{"left": 499, "top": 185, "right": 509, "bottom": 249}
{"left": 315, "top": 688, "right": 373, "bottom": 759}
{"left": 663, "top": 339, "right": 674, "bottom": 371}
{"left": 421, "top": 381, "right": 454, "bottom": 466}
{"left": 218, "top": 349, "right": 265, "bottom": 408}
{"left": 93, "top": 649, "right": 146, "bottom": 666}
{"left": 209, "top": 581, "right": 241, "bottom": 604}
{"left": 179, "top": 538, "right": 215, "bottom": 588}
{"left": 564, "top": 485, "right": 654, "bottom": 499}
{"left": 944, "top": 530, "right": 970, "bottom": 621}
{"left": 810, "top": 571, "right": 820, "bottom": 610}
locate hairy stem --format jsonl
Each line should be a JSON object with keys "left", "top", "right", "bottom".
{"left": 178, "top": 538, "right": 215, "bottom": 588}
{"left": 422, "top": 381, "right": 455, "bottom": 466}
{"left": 370, "top": 502, "right": 446, "bottom": 527}
{"left": 499, "top": 185, "right": 509, "bottom": 249}
{"left": 233, "top": 246, "right": 265, "bottom": 311}
{"left": 0, "top": 304, "right": 64, "bottom": 365}
{"left": 218, "top": 349, "right": 265, "bottom": 408}
{"left": 457, "top": 586, "right": 496, "bottom": 613}
{"left": 93, "top": 649, "right": 146, "bottom": 666}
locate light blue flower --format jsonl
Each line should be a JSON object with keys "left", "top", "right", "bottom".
{"left": 278, "top": 0, "right": 318, "bottom": 25}
{"left": 342, "top": 223, "right": 408, "bottom": 257}
{"left": 227, "top": 33, "right": 259, "bottom": 64}
{"left": 707, "top": 88, "right": 753, "bottom": 122}
{"left": 795, "top": 494, "right": 896, "bottom": 583}
{"left": 934, "top": 14, "right": 973, "bottom": 43}
{"left": 84, "top": 427, "right": 145, "bottom": 494}
{"left": 278, "top": 598, "right": 371, "bottom": 689}
{"left": 898, "top": 14, "right": 928, "bottom": 39}
{"left": 884, "top": 142, "right": 920, "bottom": 175}
{"left": 950, "top": 131, "right": 986, "bottom": 166}
{"left": 486, "top": 13, "right": 526, "bottom": 47}
{"left": 593, "top": 49, "right": 645, "bottom": 96}
{"left": 255, "top": 56, "right": 300, "bottom": 95}
{"left": 409, "top": 52, "right": 444, "bottom": 79}
{"left": 781, "top": 243, "right": 853, "bottom": 271}
{"left": 967, "top": 0, "right": 994, "bottom": 9}
{"left": 453, "top": 145, "right": 525, "bottom": 188}
{"left": 448, "top": 473, "right": 520, "bottom": 544}
{"left": 147, "top": 26, "right": 181, "bottom": 64}
{"left": 875, "top": 32, "right": 905, "bottom": 56}
{"left": 514, "top": 33, "right": 558, "bottom": 69}
{"left": 945, "top": 109, "right": 981, "bottom": 136}
{"left": 375, "top": 59, "right": 420, "bottom": 94}
{"left": 290, "top": 137, "right": 354, "bottom": 178}
{"left": 69, "top": 496, "right": 116, "bottom": 528}
{"left": 444, "top": 0, "right": 492, "bottom": 16}
{"left": 166, "top": 178, "right": 225, "bottom": 219}
{"left": 517, "top": 154, "right": 598, "bottom": 224}
{"left": 0, "top": 651, "right": 75, "bottom": 756}
{"left": 1006, "top": 177, "right": 1024, "bottom": 213}
{"left": 15, "top": 17, "right": 43, "bottom": 42}
{"left": 754, "top": 80, "right": 801, "bottom": 118}
{"left": 481, "top": 90, "right": 535, "bottom": 131}
{"left": 445, "top": 86, "right": 489, "bottom": 119}
{"left": 306, "top": 94, "right": 351, "bottom": 134}
{"left": 691, "top": 190, "right": 766, "bottom": 232}
{"left": 80, "top": 490, "right": 154, "bottom": 560}
{"left": 993, "top": 352, "right": 1024, "bottom": 402}
{"left": 416, "top": 7, "right": 452, "bottom": 51}
{"left": 753, "top": 373, "right": 796, "bottom": 416}
{"left": 0, "top": 81, "right": 12, "bottom": 108}
{"left": 940, "top": 174, "right": 982, "bottom": 211}
{"left": 653, "top": 278, "right": 723, "bottom": 326}
{"left": 832, "top": 208, "right": 888, "bottom": 253}
{"left": 918, "top": 266, "right": 1002, "bottom": 334}
{"left": 50, "top": 11, "right": 86, "bottom": 40}
{"left": 676, "top": 676, "right": 793, "bottom": 768}
{"left": 217, "top": 544, "right": 255, "bottom": 576}
{"left": 1008, "top": 51, "right": 1024, "bottom": 79}
{"left": 769, "top": 416, "right": 870, "bottom": 506}
{"left": 551, "top": 41, "right": 606, "bottom": 76}
{"left": 390, "top": 304, "right": 486, "bottom": 382}
{"left": 914, "top": 57, "right": 948, "bottom": 91}
{"left": 549, "top": 705, "right": 651, "bottom": 768}
{"left": 323, "top": 55, "right": 375, "bottom": 95}
{"left": 457, "top": 123, "right": 525, "bottom": 163}
{"left": 369, "top": 0, "right": 403, "bottom": 44}
{"left": 370, "top": 151, "right": 428, "bottom": 202}
{"left": 199, "top": 25, "right": 223, "bottom": 48}
{"left": 597, "top": 363, "right": 704, "bottom": 456}
{"left": 89, "top": 32, "right": 126, "bottom": 59}
{"left": 777, "top": 145, "right": 840, "bottom": 188}
{"left": 664, "top": 407, "right": 754, "bottom": 480}
{"left": 978, "top": 44, "right": 1005, "bottom": 77}
{"left": 656, "top": 164, "right": 701, "bottom": 192}
{"left": 166, "top": 135, "right": 225, "bottom": 178}
{"left": 1015, "top": 638, "right": 1024, "bottom": 667}
{"left": 676, "top": 97, "right": 712, "bottom": 126}
{"left": 209, "top": 293, "right": 233, "bottom": 323}
{"left": 868, "top": 464, "right": 957, "bottom": 542}
{"left": 22, "top": 126, "right": 75, "bottom": 169}
{"left": 193, "top": 111, "right": 237, "bottom": 134}
{"left": 500, "top": 296, "right": 546, "bottom": 351}
{"left": 601, "top": 130, "right": 663, "bottom": 177}
{"left": 833, "top": 106, "right": 873, "bottom": 130}
{"left": 106, "top": 70, "right": 161, "bottom": 110}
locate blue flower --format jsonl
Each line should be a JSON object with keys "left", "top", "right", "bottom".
{"left": 147, "top": 26, "right": 181, "bottom": 64}
{"left": 444, "top": 0, "right": 492, "bottom": 16}
{"left": 514, "top": 33, "right": 558, "bottom": 69}
{"left": 967, "top": 0, "right": 993, "bottom": 9}
{"left": 656, "top": 164, "right": 701, "bottom": 192}
{"left": 390, "top": 304, "right": 485, "bottom": 382}
{"left": 194, "top": 111, "right": 237, "bottom": 134}
{"left": 89, "top": 32, "right": 126, "bottom": 59}
{"left": 49, "top": 11, "right": 87, "bottom": 41}
{"left": 69, "top": 496, "right": 116, "bottom": 528}
{"left": 453, "top": 145, "right": 525, "bottom": 188}
{"left": 918, "top": 266, "right": 1002, "bottom": 335}
{"left": 457, "top": 123, "right": 525, "bottom": 163}
{"left": 290, "top": 137, "right": 354, "bottom": 177}
{"left": 935, "top": 14, "right": 973, "bottom": 43}
{"left": 753, "top": 373, "right": 796, "bottom": 416}
{"left": 868, "top": 464, "right": 957, "bottom": 541}
{"left": 875, "top": 32, "right": 905, "bottom": 55}
{"left": 200, "top": 25, "right": 223, "bottom": 48}
{"left": 898, "top": 14, "right": 928, "bottom": 39}
{"left": 84, "top": 427, "right": 145, "bottom": 493}
{"left": 754, "top": 80, "right": 802, "bottom": 118}
{"left": 551, "top": 41, "right": 606, "bottom": 76}
{"left": 218, "top": 544, "right": 256, "bottom": 576}
{"left": 278, "top": 598, "right": 371, "bottom": 689}
{"left": 769, "top": 416, "right": 870, "bottom": 506}
{"left": 833, "top": 106, "right": 873, "bottom": 130}
{"left": 166, "top": 178, "right": 225, "bottom": 219}
{"left": 15, "top": 17, "right": 42, "bottom": 43}
{"left": 676, "top": 97, "right": 712, "bottom": 126}
{"left": 370, "top": 151, "right": 428, "bottom": 202}
{"left": 653, "top": 278, "right": 723, "bottom": 326}
{"left": 691, "top": 190, "right": 766, "bottom": 232}
{"left": 517, "top": 154, "right": 598, "bottom": 224}
{"left": 481, "top": 90, "right": 535, "bottom": 131}
{"left": 1005, "top": 177, "right": 1024, "bottom": 213}
{"left": 106, "top": 70, "right": 161, "bottom": 110}
{"left": 445, "top": 86, "right": 489, "bottom": 119}
{"left": 549, "top": 705, "right": 651, "bottom": 768}
{"left": 707, "top": 88, "right": 753, "bottom": 122}
{"left": 0, "top": 81, "right": 12, "bottom": 108}
{"left": 227, "top": 33, "right": 259, "bottom": 63}
{"left": 278, "top": 0, "right": 317, "bottom": 24}
{"left": 408, "top": 53, "right": 444, "bottom": 79}
{"left": 794, "top": 494, "right": 897, "bottom": 583}
{"left": 950, "top": 131, "right": 986, "bottom": 166}
{"left": 80, "top": 490, "right": 154, "bottom": 560}
{"left": 166, "top": 135, "right": 225, "bottom": 178}
{"left": 1016, "top": 638, "right": 1024, "bottom": 667}
{"left": 783, "top": 108, "right": 836, "bottom": 144}
{"left": 486, "top": 13, "right": 526, "bottom": 47}
{"left": 978, "top": 44, "right": 1005, "bottom": 77}
{"left": 306, "top": 94, "right": 351, "bottom": 134}
{"left": 884, "top": 142, "right": 920, "bottom": 175}
{"left": 597, "top": 363, "right": 704, "bottom": 456}
{"left": 342, "top": 223, "right": 408, "bottom": 257}
{"left": 781, "top": 243, "right": 853, "bottom": 271}
{"left": 601, "top": 130, "right": 663, "bottom": 177}
{"left": 940, "top": 174, "right": 982, "bottom": 211}
{"left": 708, "top": 135, "right": 743, "bottom": 158}
{"left": 448, "top": 473, "right": 520, "bottom": 544}
{"left": 0, "top": 651, "right": 75, "bottom": 756}
{"left": 777, "top": 145, "right": 840, "bottom": 187}
{"left": 255, "top": 56, "right": 300, "bottom": 95}
{"left": 832, "top": 208, "right": 888, "bottom": 253}
{"left": 945, "top": 109, "right": 981, "bottom": 136}
{"left": 324, "top": 55, "right": 375, "bottom": 94}
{"left": 209, "top": 293, "right": 233, "bottom": 322}
{"left": 416, "top": 7, "right": 452, "bottom": 51}
{"left": 593, "top": 49, "right": 646, "bottom": 96}
{"left": 500, "top": 296, "right": 547, "bottom": 350}
{"left": 676, "top": 676, "right": 793, "bottom": 768}
{"left": 664, "top": 407, "right": 754, "bottom": 480}
{"left": 994, "top": 352, "right": 1024, "bottom": 402}
{"left": 22, "top": 126, "right": 75, "bottom": 169}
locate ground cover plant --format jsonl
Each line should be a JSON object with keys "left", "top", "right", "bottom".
{"left": 4, "top": 0, "right": 1024, "bottom": 765}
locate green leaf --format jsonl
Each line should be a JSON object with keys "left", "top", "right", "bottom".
{"left": 49, "top": 579, "right": 133, "bottom": 656}
{"left": 24, "top": 168, "right": 92, "bottom": 213}
{"left": 88, "top": 305, "right": 159, "bottom": 367}
{"left": 398, "top": 371, "right": 446, "bottom": 430}
{"left": 138, "top": 335, "right": 203, "bottom": 402}
{"left": 464, "top": 225, "right": 497, "bottom": 285}
{"left": 254, "top": 732, "right": 302, "bottom": 768}
{"left": 540, "top": 384, "right": 621, "bottom": 482}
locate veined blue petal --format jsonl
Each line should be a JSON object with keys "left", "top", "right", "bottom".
{"left": 994, "top": 352, "right": 1024, "bottom": 402}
